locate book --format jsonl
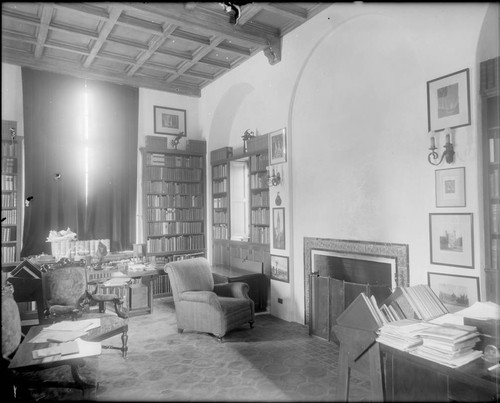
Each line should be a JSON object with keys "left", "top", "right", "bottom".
{"left": 336, "top": 293, "right": 382, "bottom": 331}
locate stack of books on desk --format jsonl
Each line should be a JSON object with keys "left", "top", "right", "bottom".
{"left": 410, "top": 324, "right": 482, "bottom": 368}
{"left": 376, "top": 319, "right": 432, "bottom": 351}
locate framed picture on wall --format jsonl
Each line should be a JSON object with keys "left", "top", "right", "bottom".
{"left": 272, "top": 207, "right": 285, "bottom": 250}
{"left": 435, "top": 167, "right": 466, "bottom": 207}
{"left": 271, "top": 255, "right": 289, "bottom": 283}
{"left": 427, "top": 272, "right": 479, "bottom": 312}
{"left": 427, "top": 68, "right": 471, "bottom": 132}
{"left": 154, "top": 106, "right": 186, "bottom": 136}
{"left": 269, "top": 128, "right": 286, "bottom": 165}
{"left": 429, "top": 213, "right": 474, "bottom": 269}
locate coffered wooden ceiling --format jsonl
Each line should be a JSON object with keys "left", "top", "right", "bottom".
{"left": 2, "top": 2, "right": 331, "bottom": 97}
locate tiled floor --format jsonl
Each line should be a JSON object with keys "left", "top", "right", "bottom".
{"left": 25, "top": 298, "right": 373, "bottom": 401}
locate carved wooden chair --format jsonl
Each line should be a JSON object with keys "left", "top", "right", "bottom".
{"left": 42, "top": 259, "right": 130, "bottom": 357}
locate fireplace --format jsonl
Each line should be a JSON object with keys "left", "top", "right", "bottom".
{"left": 304, "top": 237, "right": 409, "bottom": 325}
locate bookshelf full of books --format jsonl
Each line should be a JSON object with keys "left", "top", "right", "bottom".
{"left": 481, "top": 56, "right": 500, "bottom": 304}
{"left": 1, "top": 120, "right": 23, "bottom": 267}
{"left": 141, "top": 138, "right": 206, "bottom": 298}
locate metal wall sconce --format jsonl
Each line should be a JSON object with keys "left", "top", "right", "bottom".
{"left": 266, "top": 167, "right": 281, "bottom": 187}
{"left": 428, "top": 128, "right": 455, "bottom": 166}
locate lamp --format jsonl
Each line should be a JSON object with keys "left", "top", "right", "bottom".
{"left": 428, "top": 129, "right": 455, "bottom": 165}
{"left": 266, "top": 166, "right": 281, "bottom": 187}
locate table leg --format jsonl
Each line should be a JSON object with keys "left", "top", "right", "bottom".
{"left": 70, "top": 359, "right": 98, "bottom": 397}
{"left": 336, "top": 345, "right": 350, "bottom": 401}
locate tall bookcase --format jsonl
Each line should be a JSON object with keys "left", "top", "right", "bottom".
{"left": 1, "top": 120, "right": 23, "bottom": 268}
{"left": 481, "top": 56, "right": 500, "bottom": 303}
{"left": 141, "top": 140, "right": 206, "bottom": 297}
{"left": 211, "top": 139, "right": 270, "bottom": 273}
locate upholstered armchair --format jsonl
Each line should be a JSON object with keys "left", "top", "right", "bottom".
{"left": 165, "top": 257, "right": 255, "bottom": 341}
{"left": 42, "top": 259, "right": 130, "bottom": 357}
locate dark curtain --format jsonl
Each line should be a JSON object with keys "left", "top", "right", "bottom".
{"left": 84, "top": 81, "right": 138, "bottom": 252}
{"left": 21, "top": 68, "right": 86, "bottom": 256}
{"left": 21, "top": 69, "right": 138, "bottom": 256}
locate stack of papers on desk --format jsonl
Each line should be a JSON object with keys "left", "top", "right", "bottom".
{"left": 376, "top": 319, "right": 432, "bottom": 351}
{"left": 410, "top": 323, "right": 482, "bottom": 368}
{"left": 28, "top": 319, "right": 101, "bottom": 343}
{"left": 32, "top": 341, "right": 79, "bottom": 359}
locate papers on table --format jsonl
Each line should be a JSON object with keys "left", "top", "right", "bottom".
{"left": 376, "top": 319, "right": 433, "bottom": 351}
{"left": 409, "top": 322, "right": 482, "bottom": 368}
{"left": 453, "top": 301, "right": 500, "bottom": 320}
{"left": 378, "top": 318, "right": 484, "bottom": 368}
{"left": 28, "top": 319, "right": 101, "bottom": 343}
{"left": 32, "top": 340, "right": 79, "bottom": 359}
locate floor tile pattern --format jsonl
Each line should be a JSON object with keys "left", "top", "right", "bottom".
{"left": 22, "top": 298, "right": 372, "bottom": 401}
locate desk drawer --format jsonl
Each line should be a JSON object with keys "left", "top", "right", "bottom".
{"left": 448, "top": 379, "right": 498, "bottom": 402}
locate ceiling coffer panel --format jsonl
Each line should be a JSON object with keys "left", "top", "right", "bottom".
{"left": 2, "top": 2, "right": 331, "bottom": 97}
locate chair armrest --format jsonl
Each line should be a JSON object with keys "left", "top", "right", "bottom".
{"left": 214, "top": 282, "right": 250, "bottom": 299}
{"left": 180, "top": 291, "right": 221, "bottom": 308}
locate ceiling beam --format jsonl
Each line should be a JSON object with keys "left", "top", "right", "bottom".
{"left": 127, "top": 24, "right": 178, "bottom": 76}
{"left": 261, "top": 4, "right": 308, "bottom": 22}
{"left": 2, "top": 50, "right": 202, "bottom": 97}
{"left": 123, "top": 3, "right": 273, "bottom": 48}
{"left": 34, "top": 4, "right": 54, "bottom": 59}
{"left": 83, "top": 5, "right": 124, "bottom": 68}
{"left": 166, "top": 37, "right": 225, "bottom": 84}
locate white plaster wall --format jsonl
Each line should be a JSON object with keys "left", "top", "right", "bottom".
{"left": 200, "top": 3, "right": 492, "bottom": 324}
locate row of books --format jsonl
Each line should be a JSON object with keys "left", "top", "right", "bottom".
{"left": 1, "top": 141, "right": 18, "bottom": 157}
{"left": 2, "top": 208, "right": 17, "bottom": 224}
{"left": 146, "top": 166, "right": 202, "bottom": 181}
{"left": 145, "top": 181, "right": 202, "bottom": 195}
{"left": 1, "top": 174, "right": 17, "bottom": 191}
{"left": 148, "top": 221, "right": 203, "bottom": 236}
{"left": 1, "top": 192, "right": 17, "bottom": 208}
{"left": 212, "top": 164, "right": 228, "bottom": 179}
{"left": 146, "top": 194, "right": 204, "bottom": 208}
{"left": 146, "top": 207, "right": 204, "bottom": 222}
{"left": 212, "top": 178, "right": 227, "bottom": 193}
{"left": 146, "top": 154, "right": 203, "bottom": 168}
{"left": 146, "top": 234, "right": 205, "bottom": 253}
{"left": 1, "top": 156, "right": 16, "bottom": 173}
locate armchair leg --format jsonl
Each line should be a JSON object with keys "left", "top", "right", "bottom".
{"left": 249, "top": 320, "right": 254, "bottom": 328}
{"left": 177, "top": 328, "right": 184, "bottom": 334}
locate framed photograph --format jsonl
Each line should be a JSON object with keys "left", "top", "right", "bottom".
{"left": 272, "top": 207, "right": 285, "bottom": 250}
{"left": 427, "top": 68, "right": 470, "bottom": 132}
{"left": 435, "top": 167, "right": 466, "bottom": 207}
{"left": 428, "top": 272, "right": 479, "bottom": 312}
{"left": 154, "top": 106, "right": 186, "bottom": 136}
{"left": 269, "top": 128, "right": 286, "bottom": 165}
{"left": 429, "top": 213, "right": 474, "bottom": 269}
{"left": 271, "top": 255, "right": 289, "bottom": 283}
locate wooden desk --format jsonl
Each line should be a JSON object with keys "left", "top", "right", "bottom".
{"left": 124, "top": 268, "right": 158, "bottom": 316}
{"left": 211, "top": 265, "right": 268, "bottom": 312}
{"left": 380, "top": 344, "right": 499, "bottom": 402}
{"left": 9, "top": 325, "right": 101, "bottom": 396}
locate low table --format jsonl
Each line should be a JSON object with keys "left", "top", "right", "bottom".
{"left": 9, "top": 325, "right": 102, "bottom": 397}
{"left": 81, "top": 313, "right": 129, "bottom": 358}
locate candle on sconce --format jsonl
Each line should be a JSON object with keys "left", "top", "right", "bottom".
{"left": 429, "top": 131, "right": 436, "bottom": 149}
{"left": 445, "top": 133, "right": 451, "bottom": 144}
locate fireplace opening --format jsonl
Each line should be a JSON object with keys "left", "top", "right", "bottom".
{"left": 304, "top": 238, "right": 410, "bottom": 341}
{"left": 312, "top": 250, "right": 394, "bottom": 288}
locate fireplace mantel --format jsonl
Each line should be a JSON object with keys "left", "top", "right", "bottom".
{"left": 303, "top": 237, "right": 409, "bottom": 324}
